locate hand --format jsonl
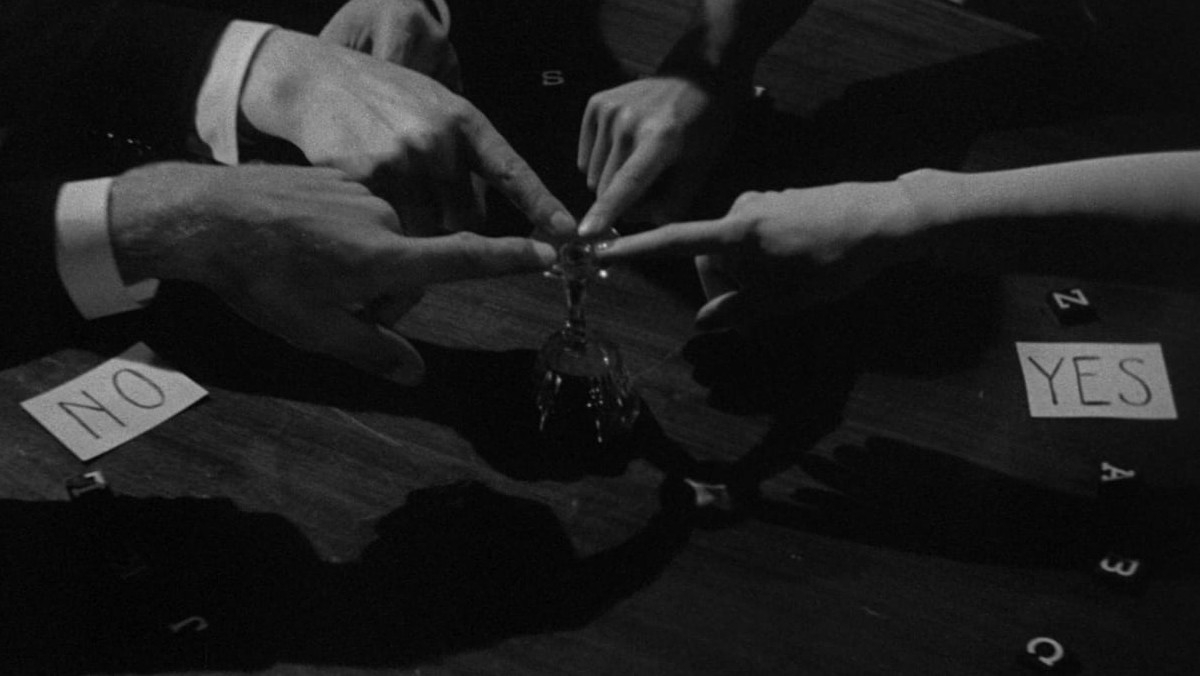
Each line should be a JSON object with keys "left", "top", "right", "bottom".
{"left": 576, "top": 76, "right": 743, "bottom": 237}
{"left": 319, "top": 0, "right": 462, "bottom": 91}
{"left": 109, "top": 163, "right": 556, "bottom": 384}
{"left": 595, "top": 182, "right": 930, "bottom": 328}
{"left": 241, "top": 29, "right": 575, "bottom": 241}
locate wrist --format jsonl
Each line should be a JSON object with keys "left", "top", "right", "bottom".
{"left": 657, "top": 26, "right": 754, "bottom": 97}
{"left": 895, "top": 168, "right": 976, "bottom": 231}
{"left": 110, "top": 163, "right": 210, "bottom": 285}
{"left": 239, "top": 29, "right": 323, "bottom": 147}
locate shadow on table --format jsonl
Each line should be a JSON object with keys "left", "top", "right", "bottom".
{"left": 91, "top": 283, "right": 703, "bottom": 483}
{"left": 410, "top": 341, "right": 712, "bottom": 482}
{"left": 750, "top": 436, "right": 1200, "bottom": 574}
{"left": 609, "top": 32, "right": 1200, "bottom": 540}
{"left": 0, "top": 478, "right": 696, "bottom": 674}
{"left": 668, "top": 260, "right": 1002, "bottom": 497}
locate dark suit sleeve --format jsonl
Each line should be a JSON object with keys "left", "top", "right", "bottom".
{"left": 156, "top": 0, "right": 341, "bottom": 36}
{"left": 0, "top": 179, "right": 88, "bottom": 337}
{"left": 1, "top": 0, "right": 234, "bottom": 144}
{"left": 0, "top": 0, "right": 355, "bottom": 334}
{"left": 0, "top": 1, "right": 235, "bottom": 330}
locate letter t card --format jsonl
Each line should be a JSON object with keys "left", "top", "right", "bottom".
{"left": 21, "top": 342, "right": 208, "bottom": 461}
{"left": 1016, "top": 342, "right": 1177, "bottom": 419}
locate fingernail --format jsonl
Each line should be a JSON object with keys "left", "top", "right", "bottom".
{"left": 694, "top": 296, "right": 730, "bottom": 331}
{"left": 551, "top": 211, "right": 575, "bottom": 234}
{"left": 533, "top": 241, "right": 558, "bottom": 267}
{"left": 374, "top": 326, "right": 427, "bottom": 386}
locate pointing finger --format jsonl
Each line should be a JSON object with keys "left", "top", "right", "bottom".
{"left": 579, "top": 143, "right": 671, "bottom": 237}
{"left": 462, "top": 110, "right": 575, "bottom": 237}
{"left": 382, "top": 231, "right": 557, "bottom": 285}
{"left": 595, "top": 217, "right": 736, "bottom": 262}
{"left": 578, "top": 99, "right": 599, "bottom": 173}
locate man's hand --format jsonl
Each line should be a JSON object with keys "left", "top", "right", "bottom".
{"left": 576, "top": 76, "right": 742, "bottom": 238}
{"left": 241, "top": 29, "right": 575, "bottom": 241}
{"left": 319, "top": 0, "right": 461, "bottom": 91}
{"left": 595, "top": 182, "right": 930, "bottom": 328}
{"left": 110, "top": 163, "right": 556, "bottom": 384}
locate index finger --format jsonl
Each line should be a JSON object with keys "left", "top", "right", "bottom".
{"left": 579, "top": 143, "right": 671, "bottom": 237}
{"left": 383, "top": 231, "right": 557, "bottom": 285}
{"left": 594, "top": 218, "right": 736, "bottom": 263}
{"left": 461, "top": 112, "right": 576, "bottom": 238}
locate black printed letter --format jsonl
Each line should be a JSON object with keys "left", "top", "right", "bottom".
{"left": 59, "top": 391, "right": 124, "bottom": 439}
{"left": 1027, "top": 356, "right": 1064, "bottom": 405}
{"left": 111, "top": 368, "right": 166, "bottom": 410}
{"left": 1072, "top": 356, "right": 1110, "bottom": 406}
{"left": 1117, "top": 358, "right": 1153, "bottom": 406}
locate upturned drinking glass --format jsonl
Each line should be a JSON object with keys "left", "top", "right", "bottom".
{"left": 533, "top": 241, "right": 640, "bottom": 457}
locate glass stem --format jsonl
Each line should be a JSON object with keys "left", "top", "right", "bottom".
{"left": 565, "top": 277, "right": 587, "bottom": 334}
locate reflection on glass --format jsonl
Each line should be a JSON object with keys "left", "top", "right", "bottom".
{"left": 534, "top": 241, "right": 640, "bottom": 457}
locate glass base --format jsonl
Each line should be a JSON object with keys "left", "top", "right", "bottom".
{"left": 534, "top": 327, "right": 640, "bottom": 457}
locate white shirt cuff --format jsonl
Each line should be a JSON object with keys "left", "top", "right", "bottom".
{"left": 195, "top": 20, "right": 276, "bottom": 165}
{"left": 56, "top": 178, "right": 159, "bottom": 319}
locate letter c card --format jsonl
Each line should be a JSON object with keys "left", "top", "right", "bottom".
{"left": 21, "top": 342, "right": 208, "bottom": 460}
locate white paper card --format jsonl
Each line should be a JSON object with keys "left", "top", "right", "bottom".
{"left": 21, "top": 343, "right": 208, "bottom": 461}
{"left": 1016, "top": 342, "right": 1176, "bottom": 419}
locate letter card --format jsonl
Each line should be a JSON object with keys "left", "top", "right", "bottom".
{"left": 1016, "top": 342, "right": 1176, "bottom": 419}
{"left": 21, "top": 342, "right": 208, "bottom": 460}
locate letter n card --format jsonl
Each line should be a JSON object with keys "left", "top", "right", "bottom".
{"left": 21, "top": 343, "right": 208, "bottom": 460}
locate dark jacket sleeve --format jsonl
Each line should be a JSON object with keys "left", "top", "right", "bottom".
{"left": 1, "top": 0, "right": 235, "bottom": 145}
{"left": 0, "top": 1, "right": 235, "bottom": 331}
{"left": 0, "top": 178, "right": 88, "bottom": 338}
{"left": 0, "top": 0, "right": 361, "bottom": 334}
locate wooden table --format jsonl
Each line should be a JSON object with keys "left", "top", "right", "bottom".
{"left": 3, "top": 1, "right": 1198, "bottom": 674}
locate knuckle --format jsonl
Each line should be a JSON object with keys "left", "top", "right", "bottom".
{"left": 586, "top": 92, "right": 605, "bottom": 111}
{"left": 368, "top": 197, "right": 401, "bottom": 230}
{"left": 732, "top": 191, "right": 762, "bottom": 209}
{"left": 442, "top": 230, "right": 477, "bottom": 253}
{"left": 639, "top": 115, "right": 678, "bottom": 140}
{"left": 614, "top": 106, "right": 640, "bottom": 129}
{"left": 721, "top": 211, "right": 763, "bottom": 248}
{"left": 491, "top": 153, "right": 524, "bottom": 185}
{"left": 724, "top": 220, "right": 757, "bottom": 250}
{"left": 406, "top": 123, "right": 442, "bottom": 153}
{"left": 593, "top": 97, "right": 619, "bottom": 119}
{"left": 442, "top": 95, "right": 474, "bottom": 125}
{"left": 450, "top": 231, "right": 486, "bottom": 264}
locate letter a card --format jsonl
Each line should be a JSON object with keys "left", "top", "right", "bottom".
{"left": 21, "top": 342, "right": 208, "bottom": 460}
{"left": 1015, "top": 342, "right": 1177, "bottom": 420}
